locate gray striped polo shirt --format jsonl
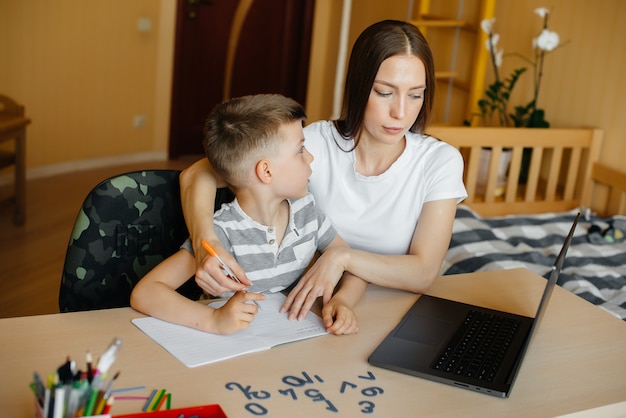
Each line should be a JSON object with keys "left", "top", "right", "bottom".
{"left": 182, "top": 193, "right": 336, "bottom": 295}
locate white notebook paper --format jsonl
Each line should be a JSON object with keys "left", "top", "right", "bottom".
{"left": 132, "top": 293, "right": 328, "bottom": 367}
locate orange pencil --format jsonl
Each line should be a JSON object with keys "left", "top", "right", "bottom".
{"left": 150, "top": 389, "right": 166, "bottom": 412}
{"left": 154, "top": 391, "right": 168, "bottom": 411}
{"left": 201, "top": 240, "right": 240, "bottom": 283}
{"left": 202, "top": 240, "right": 260, "bottom": 308}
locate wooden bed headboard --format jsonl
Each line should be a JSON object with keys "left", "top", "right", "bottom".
{"left": 426, "top": 127, "right": 623, "bottom": 217}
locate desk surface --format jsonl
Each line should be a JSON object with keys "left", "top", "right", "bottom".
{"left": 1, "top": 269, "right": 625, "bottom": 417}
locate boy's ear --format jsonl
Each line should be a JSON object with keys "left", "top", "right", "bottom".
{"left": 255, "top": 159, "right": 272, "bottom": 184}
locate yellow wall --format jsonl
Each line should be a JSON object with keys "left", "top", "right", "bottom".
{"left": 491, "top": 0, "right": 626, "bottom": 170}
{"left": 304, "top": 0, "right": 344, "bottom": 123}
{"left": 306, "top": 0, "right": 411, "bottom": 122}
{"left": 0, "top": 0, "right": 624, "bottom": 178}
{"left": 0, "top": 0, "right": 175, "bottom": 177}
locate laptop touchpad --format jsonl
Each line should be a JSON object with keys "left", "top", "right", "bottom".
{"left": 394, "top": 314, "right": 452, "bottom": 346}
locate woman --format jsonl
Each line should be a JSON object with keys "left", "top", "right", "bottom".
{"left": 179, "top": 20, "right": 467, "bottom": 320}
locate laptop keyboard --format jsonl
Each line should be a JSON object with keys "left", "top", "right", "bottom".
{"left": 431, "top": 310, "right": 521, "bottom": 382}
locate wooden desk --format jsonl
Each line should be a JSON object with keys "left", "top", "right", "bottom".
{"left": 1, "top": 269, "right": 625, "bottom": 417}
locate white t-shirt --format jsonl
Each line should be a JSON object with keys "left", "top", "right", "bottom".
{"left": 304, "top": 120, "right": 467, "bottom": 255}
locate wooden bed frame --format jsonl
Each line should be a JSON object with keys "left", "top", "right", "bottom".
{"left": 427, "top": 127, "right": 626, "bottom": 217}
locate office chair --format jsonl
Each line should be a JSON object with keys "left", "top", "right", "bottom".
{"left": 59, "top": 169, "right": 235, "bottom": 312}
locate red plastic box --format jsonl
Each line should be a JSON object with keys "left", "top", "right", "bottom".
{"left": 114, "top": 404, "right": 227, "bottom": 418}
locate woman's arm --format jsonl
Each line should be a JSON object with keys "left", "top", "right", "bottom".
{"left": 281, "top": 234, "right": 352, "bottom": 318}
{"left": 179, "top": 159, "right": 251, "bottom": 295}
{"left": 344, "top": 198, "right": 458, "bottom": 290}
{"left": 282, "top": 199, "right": 458, "bottom": 316}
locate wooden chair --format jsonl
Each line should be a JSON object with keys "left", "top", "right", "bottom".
{"left": 0, "top": 95, "right": 30, "bottom": 225}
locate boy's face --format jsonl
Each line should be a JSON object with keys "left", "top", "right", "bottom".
{"left": 270, "top": 120, "right": 313, "bottom": 199}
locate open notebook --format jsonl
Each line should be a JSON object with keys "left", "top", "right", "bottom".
{"left": 132, "top": 293, "right": 328, "bottom": 367}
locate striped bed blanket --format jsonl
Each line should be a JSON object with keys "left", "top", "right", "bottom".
{"left": 442, "top": 205, "right": 626, "bottom": 322}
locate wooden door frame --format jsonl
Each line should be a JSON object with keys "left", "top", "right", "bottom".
{"left": 168, "top": 0, "right": 315, "bottom": 158}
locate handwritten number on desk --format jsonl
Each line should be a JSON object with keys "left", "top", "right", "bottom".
{"left": 225, "top": 382, "right": 270, "bottom": 400}
{"left": 244, "top": 403, "right": 268, "bottom": 416}
{"left": 305, "top": 388, "right": 339, "bottom": 412}
{"left": 361, "top": 386, "right": 384, "bottom": 397}
{"left": 278, "top": 388, "right": 298, "bottom": 400}
{"left": 359, "top": 400, "right": 376, "bottom": 414}
{"left": 282, "top": 371, "right": 324, "bottom": 386}
{"left": 225, "top": 369, "right": 384, "bottom": 415}
{"left": 340, "top": 381, "right": 357, "bottom": 393}
{"left": 359, "top": 371, "right": 376, "bottom": 380}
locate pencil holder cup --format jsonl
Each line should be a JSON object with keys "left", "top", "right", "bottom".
{"left": 35, "top": 397, "right": 111, "bottom": 417}
{"left": 35, "top": 398, "right": 226, "bottom": 418}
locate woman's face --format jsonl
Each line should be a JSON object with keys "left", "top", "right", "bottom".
{"left": 362, "top": 54, "right": 426, "bottom": 145}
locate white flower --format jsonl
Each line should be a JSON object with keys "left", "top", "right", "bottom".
{"left": 492, "top": 33, "right": 500, "bottom": 47}
{"left": 481, "top": 18, "right": 495, "bottom": 34}
{"left": 494, "top": 49, "right": 503, "bottom": 67}
{"left": 485, "top": 33, "right": 499, "bottom": 51}
{"left": 535, "top": 29, "right": 560, "bottom": 51}
{"left": 534, "top": 7, "right": 550, "bottom": 18}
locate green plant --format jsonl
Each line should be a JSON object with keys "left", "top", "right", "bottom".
{"left": 476, "top": 67, "right": 526, "bottom": 127}
{"left": 466, "top": 7, "right": 563, "bottom": 128}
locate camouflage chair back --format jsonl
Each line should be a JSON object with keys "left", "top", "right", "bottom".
{"left": 59, "top": 169, "right": 235, "bottom": 312}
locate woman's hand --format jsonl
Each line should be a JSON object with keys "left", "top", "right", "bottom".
{"left": 193, "top": 238, "right": 251, "bottom": 296}
{"left": 280, "top": 246, "right": 347, "bottom": 320}
{"left": 180, "top": 160, "right": 251, "bottom": 295}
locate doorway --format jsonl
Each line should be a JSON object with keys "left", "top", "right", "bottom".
{"left": 169, "top": 0, "right": 315, "bottom": 157}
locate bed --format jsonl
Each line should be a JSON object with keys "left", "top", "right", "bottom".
{"left": 429, "top": 127, "right": 626, "bottom": 322}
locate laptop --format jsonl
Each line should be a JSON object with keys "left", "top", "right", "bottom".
{"left": 368, "top": 213, "right": 580, "bottom": 398}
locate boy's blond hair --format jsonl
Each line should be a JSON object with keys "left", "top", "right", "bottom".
{"left": 204, "top": 94, "right": 306, "bottom": 187}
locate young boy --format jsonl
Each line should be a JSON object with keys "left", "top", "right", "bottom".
{"left": 130, "top": 94, "right": 367, "bottom": 335}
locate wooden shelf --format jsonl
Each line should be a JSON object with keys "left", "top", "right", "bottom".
{"left": 411, "top": 0, "right": 496, "bottom": 125}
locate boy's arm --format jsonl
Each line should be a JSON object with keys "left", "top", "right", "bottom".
{"left": 322, "top": 273, "right": 368, "bottom": 335}
{"left": 130, "top": 249, "right": 264, "bottom": 334}
{"left": 330, "top": 273, "right": 368, "bottom": 310}
{"left": 130, "top": 249, "right": 217, "bottom": 330}
{"left": 179, "top": 159, "right": 251, "bottom": 295}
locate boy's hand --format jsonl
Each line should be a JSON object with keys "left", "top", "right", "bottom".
{"left": 322, "top": 299, "right": 359, "bottom": 335}
{"left": 194, "top": 239, "right": 251, "bottom": 296}
{"left": 212, "top": 291, "right": 265, "bottom": 334}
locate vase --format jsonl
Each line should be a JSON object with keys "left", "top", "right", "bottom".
{"left": 476, "top": 147, "right": 512, "bottom": 197}
{"left": 518, "top": 148, "right": 533, "bottom": 184}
